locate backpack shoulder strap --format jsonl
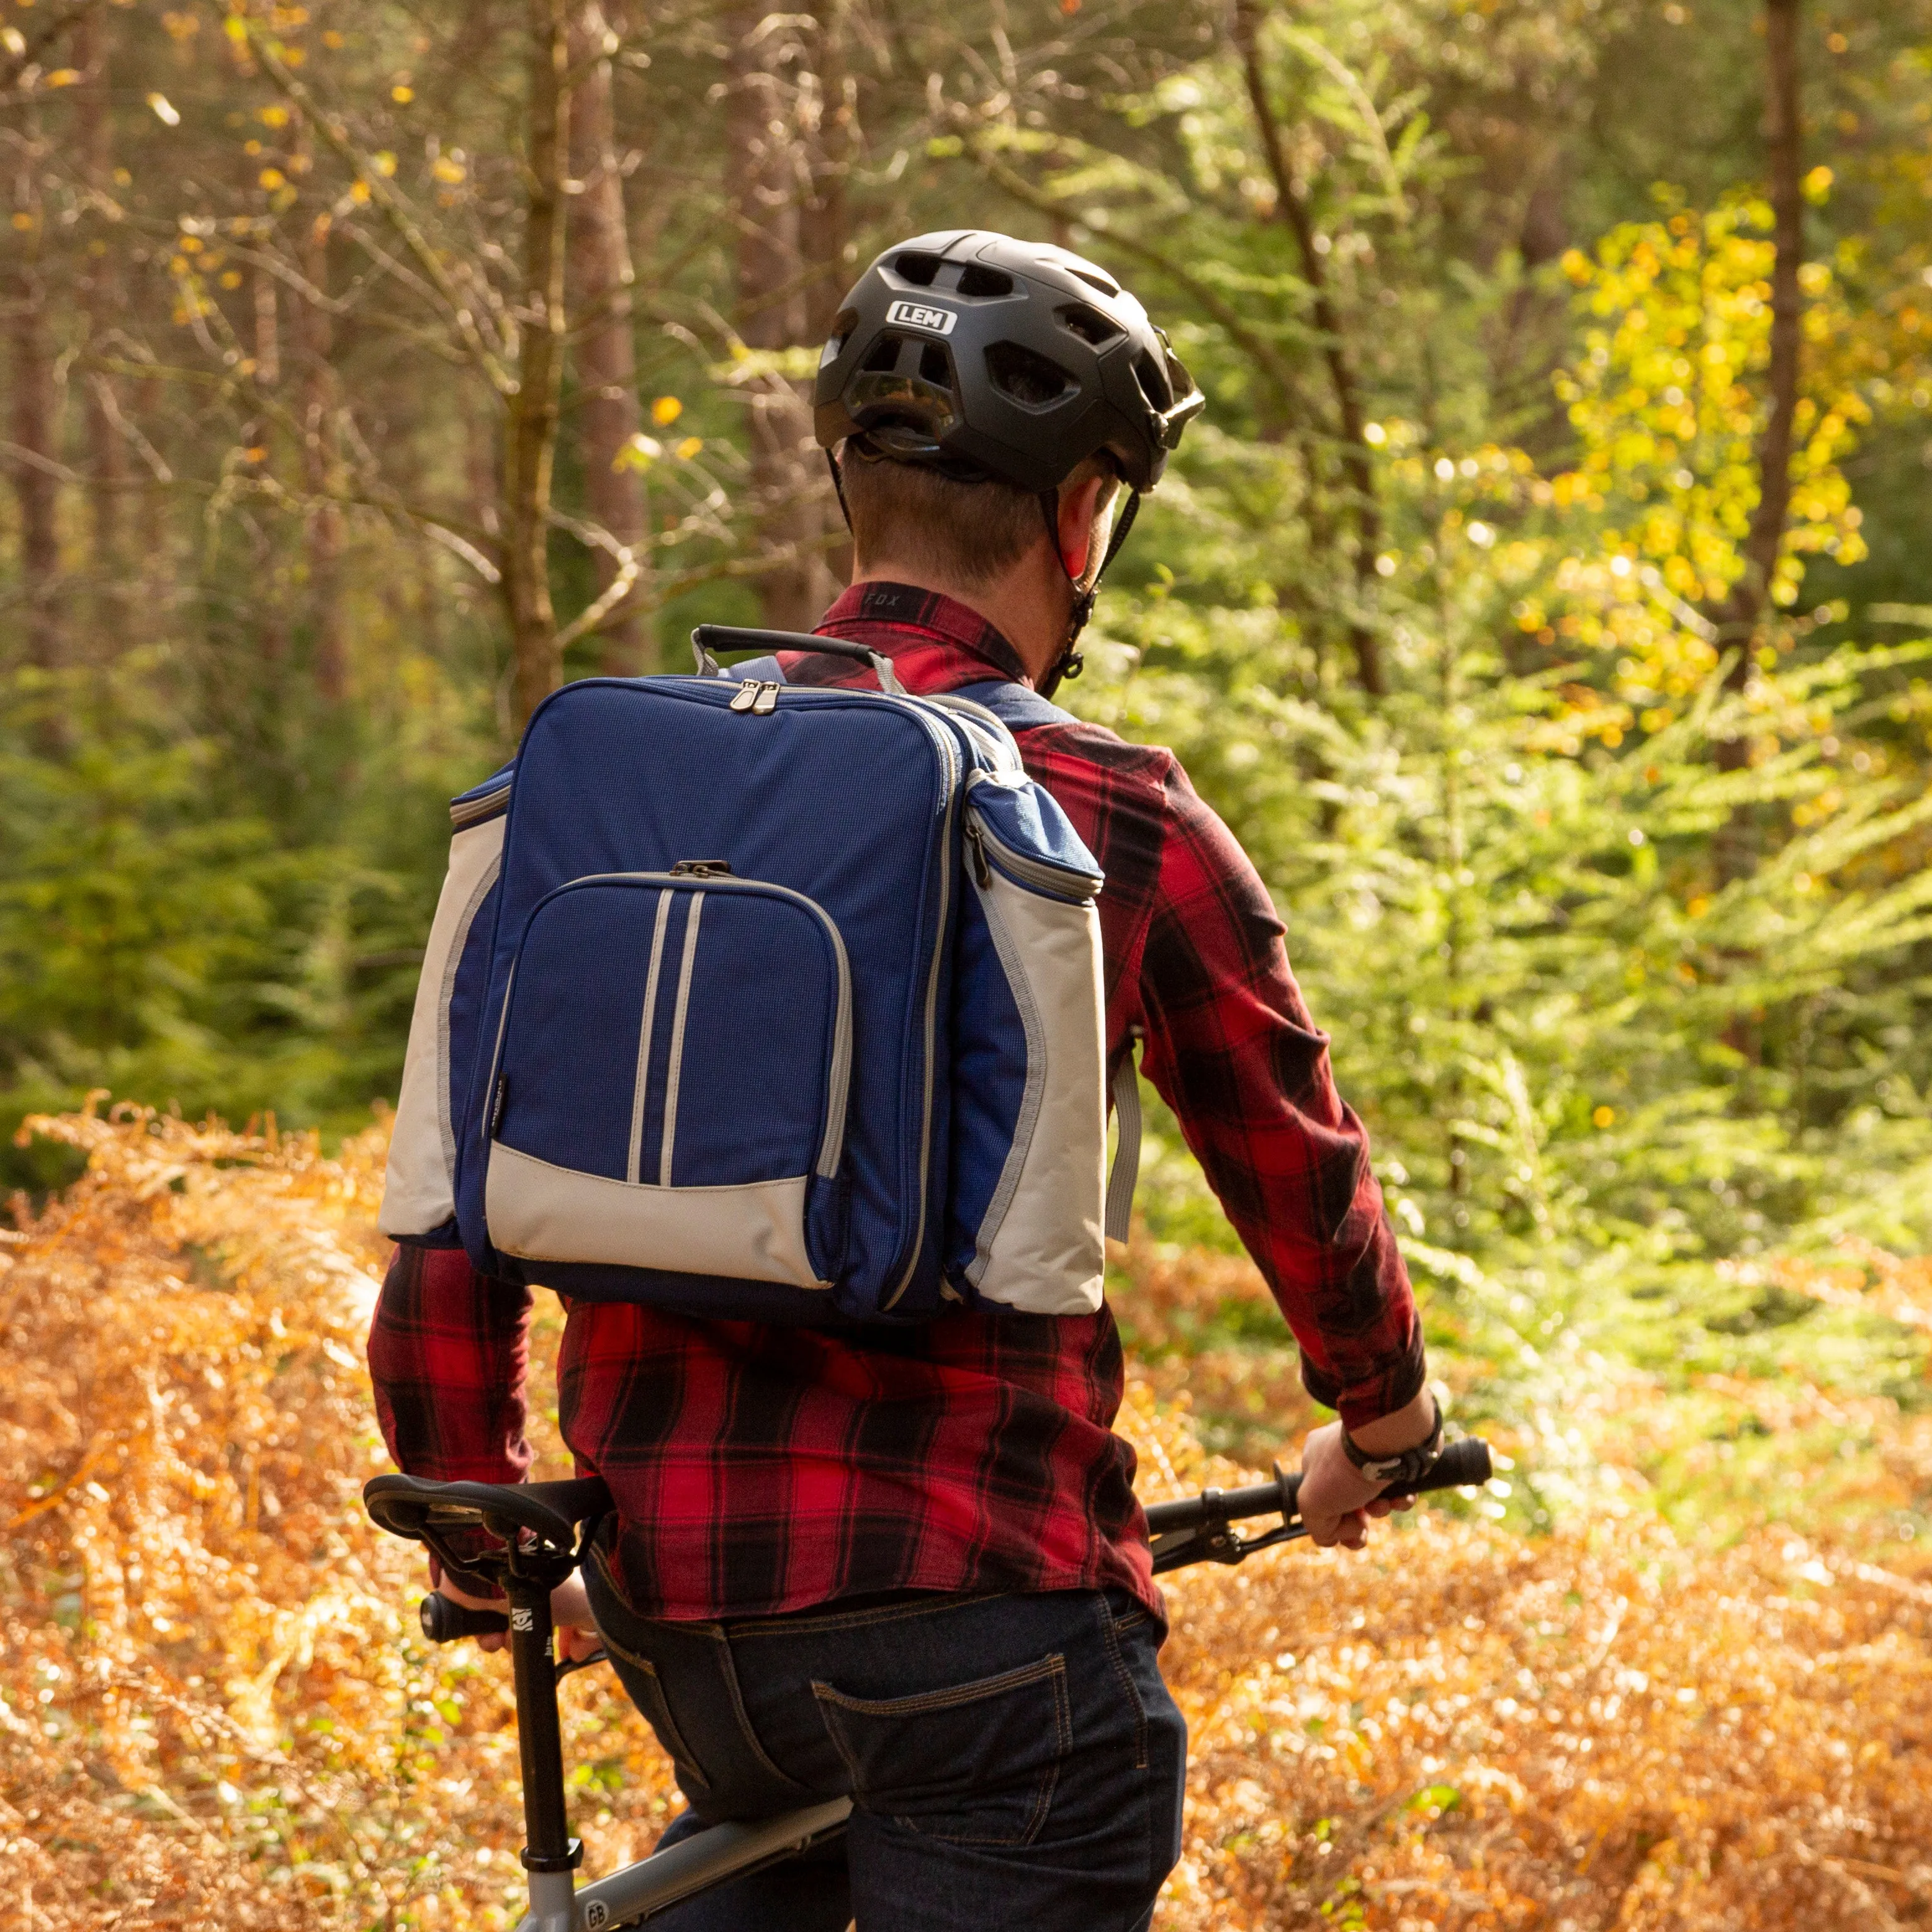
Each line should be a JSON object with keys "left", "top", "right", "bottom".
{"left": 950, "top": 679, "right": 1077, "bottom": 731}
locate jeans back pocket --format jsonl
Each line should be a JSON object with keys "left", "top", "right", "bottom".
{"left": 811, "top": 1654, "right": 1070, "bottom": 1846}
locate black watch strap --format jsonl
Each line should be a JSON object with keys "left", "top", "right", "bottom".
{"left": 1340, "top": 1397, "right": 1444, "bottom": 1489}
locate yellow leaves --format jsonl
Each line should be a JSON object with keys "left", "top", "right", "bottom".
{"left": 1802, "top": 164, "right": 1835, "bottom": 205}
{"left": 223, "top": 12, "right": 248, "bottom": 45}
{"left": 650, "top": 394, "right": 683, "bottom": 426}
{"left": 44, "top": 67, "right": 82, "bottom": 88}
{"left": 348, "top": 179, "right": 371, "bottom": 205}
{"left": 257, "top": 166, "right": 286, "bottom": 191}
{"left": 371, "top": 150, "right": 398, "bottom": 177}
{"left": 431, "top": 155, "right": 466, "bottom": 186}
{"left": 1593, "top": 1106, "right": 1617, "bottom": 1129}
{"left": 616, "top": 431, "right": 704, "bottom": 472}
{"left": 392, "top": 83, "right": 415, "bottom": 104}
{"left": 258, "top": 103, "right": 290, "bottom": 129}
{"left": 161, "top": 9, "right": 199, "bottom": 39}
{"left": 9, "top": 212, "right": 35, "bottom": 234}
{"left": 220, "top": 269, "right": 243, "bottom": 289}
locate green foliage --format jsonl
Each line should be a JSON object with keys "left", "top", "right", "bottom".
{"left": 6, "top": 0, "right": 1932, "bottom": 1501}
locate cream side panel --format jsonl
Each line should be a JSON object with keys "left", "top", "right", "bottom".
{"left": 971, "top": 880, "right": 1107, "bottom": 1314}
{"left": 378, "top": 816, "right": 504, "bottom": 1238}
{"left": 485, "top": 1143, "right": 827, "bottom": 1289}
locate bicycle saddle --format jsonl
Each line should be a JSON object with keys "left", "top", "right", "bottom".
{"left": 364, "top": 1473, "right": 613, "bottom": 1561}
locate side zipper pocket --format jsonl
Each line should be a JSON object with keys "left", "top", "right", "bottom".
{"left": 948, "top": 778, "right": 1108, "bottom": 1314}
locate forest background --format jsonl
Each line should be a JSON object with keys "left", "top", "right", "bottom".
{"left": 7, "top": 0, "right": 1932, "bottom": 1926}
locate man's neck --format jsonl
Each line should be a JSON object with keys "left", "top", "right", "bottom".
{"left": 848, "top": 560, "right": 1066, "bottom": 688}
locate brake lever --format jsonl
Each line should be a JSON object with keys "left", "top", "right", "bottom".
{"left": 1149, "top": 1466, "right": 1308, "bottom": 1576}
{"left": 554, "top": 1647, "right": 609, "bottom": 1683}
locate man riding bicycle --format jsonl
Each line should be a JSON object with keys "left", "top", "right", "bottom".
{"left": 368, "top": 228, "right": 1439, "bottom": 1932}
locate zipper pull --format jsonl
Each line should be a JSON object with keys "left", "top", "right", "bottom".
{"left": 752, "top": 681, "right": 780, "bottom": 716}
{"left": 729, "top": 682, "right": 759, "bottom": 712}
{"left": 965, "top": 819, "right": 992, "bottom": 888}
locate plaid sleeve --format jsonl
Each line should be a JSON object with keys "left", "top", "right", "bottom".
{"left": 366, "top": 1244, "right": 536, "bottom": 1591}
{"left": 1131, "top": 762, "right": 1426, "bottom": 1429}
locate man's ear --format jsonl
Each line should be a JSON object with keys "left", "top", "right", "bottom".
{"left": 1056, "top": 471, "right": 1112, "bottom": 582}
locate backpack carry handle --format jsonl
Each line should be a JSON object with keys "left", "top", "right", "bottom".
{"left": 691, "top": 625, "right": 907, "bottom": 697}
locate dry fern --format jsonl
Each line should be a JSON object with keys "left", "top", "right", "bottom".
{"left": 4, "top": 1105, "right": 1931, "bottom": 1929}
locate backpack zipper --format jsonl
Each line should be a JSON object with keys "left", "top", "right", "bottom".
{"left": 964, "top": 812, "right": 1103, "bottom": 903}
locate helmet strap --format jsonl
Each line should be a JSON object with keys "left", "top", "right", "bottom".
{"left": 1035, "top": 483, "right": 1141, "bottom": 702}
{"left": 826, "top": 447, "right": 853, "bottom": 534}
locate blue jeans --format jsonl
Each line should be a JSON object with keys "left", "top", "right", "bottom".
{"left": 583, "top": 1561, "right": 1187, "bottom": 1931}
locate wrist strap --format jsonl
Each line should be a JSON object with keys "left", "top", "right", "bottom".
{"left": 1341, "top": 1395, "right": 1444, "bottom": 1488}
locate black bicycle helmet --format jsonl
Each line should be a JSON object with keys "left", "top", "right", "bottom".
{"left": 814, "top": 229, "right": 1203, "bottom": 690}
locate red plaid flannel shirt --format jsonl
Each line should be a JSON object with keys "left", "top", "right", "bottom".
{"left": 367, "top": 583, "right": 1424, "bottom": 1620}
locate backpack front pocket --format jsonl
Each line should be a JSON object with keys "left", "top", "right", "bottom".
{"left": 483, "top": 873, "right": 849, "bottom": 1288}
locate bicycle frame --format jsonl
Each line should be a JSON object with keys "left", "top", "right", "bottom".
{"left": 368, "top": 1436, "right": 1492, "bottom": 1931}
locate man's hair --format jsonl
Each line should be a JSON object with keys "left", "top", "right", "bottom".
{"left": 840, "top": 442, "right": 1116, "bottom": 589}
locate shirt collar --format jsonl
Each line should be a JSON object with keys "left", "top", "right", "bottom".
{"left": 815, "top": 582, "right": 1032, "bottom": 689}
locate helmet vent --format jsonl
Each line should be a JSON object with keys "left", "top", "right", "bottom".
{"left": 862, "top": 335, "right": 905, "bottom": 373}
{"left": 892, "top": 251, "right": 944, "bottom": 287}
{"left": 1059, "top": 303, "right": 1122, "bottom": 348}
{"left": 919, "top": 341, "right": 953, "bottom": 386}
{"left": 956, "top": 264, "right": 1016, "bottom": 299}
{"left": 1069, "top": 265, "right": 1122, "bottom": 298}
{"left": 1133, "top": 348, "right": 1173, "bottom": 414}
{"left": 986, "top": 341, "right": 1076, "bottom": 410}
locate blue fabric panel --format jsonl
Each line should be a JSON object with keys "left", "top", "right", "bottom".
{"left": 495, "top": 881, "right": 665, "bottom": 1180}
{"left": 731, "top": 655, "right": 786, "bottom": 683}
{"left": 971, "top": 774, "right": 1102, "bottom": 883}
{"left": 951, "top": 679, "right": 1077, "bottom": 730}
{"left": 945, "top": 894, "right": 1028, "bottom": 1293}
{"left": 469, "top": 678, "right": 957, "bottom": 1310}
{"left": 666, "top": 887, "right": 837, "bottom": 1186}
{"left": 487, "top": 1256, "right": 894, "bottom": 1326}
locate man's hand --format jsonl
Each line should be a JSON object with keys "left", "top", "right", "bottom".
{"left": 1296, "top": 1386, "right": 1439, "bottom": 1550}
{"left": 435, "top": 1573, "right": 603, "bottom": 1661}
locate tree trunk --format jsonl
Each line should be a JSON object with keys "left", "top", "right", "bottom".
{"left": 727, "top": 6, "right": 833, "bottom": 631}
{"left": 1233, "top": 0, "right": 1386, "bottom": 700}
{"left": 75, "top": 9, "right": 125, "bottom": 597}
{"left": 503, "top": 0, "right": 572, "bottom": 728}
{"left": 565, "top": 0, "right": 649, "bottom": 673}
{"left": 1712, "top": 0, "right": 1805, "bottom": 887}
{"left": 299, "top": 126, "right": 348, "bottom": 704}
{"left": 801, "top": 1, "right": 854, "bottom": 586}
{"left": 6, "top": 139, "right": 61, "bottom": 680}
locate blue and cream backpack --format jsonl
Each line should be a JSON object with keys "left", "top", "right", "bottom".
{"left": 379, "top": 627, "right": 1138, "bottom": 1323}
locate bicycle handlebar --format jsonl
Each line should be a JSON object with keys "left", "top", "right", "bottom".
{"left": 420, "top": 1593, "right": 509, "bottom": 1642}
{"left": 1142, "top": 1434, "right": 1492, "bottom": 1537}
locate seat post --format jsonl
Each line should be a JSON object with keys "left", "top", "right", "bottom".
{"left": 508, "top": 1576, "right": 582, "bottom": 1888}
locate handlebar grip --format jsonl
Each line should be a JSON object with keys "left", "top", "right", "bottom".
{"left": 419, "top": 1593, "right": 509, "bottom": 1643}
{"left": 1409, "top": 1436, "right": 1493, "bottom": 1494}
